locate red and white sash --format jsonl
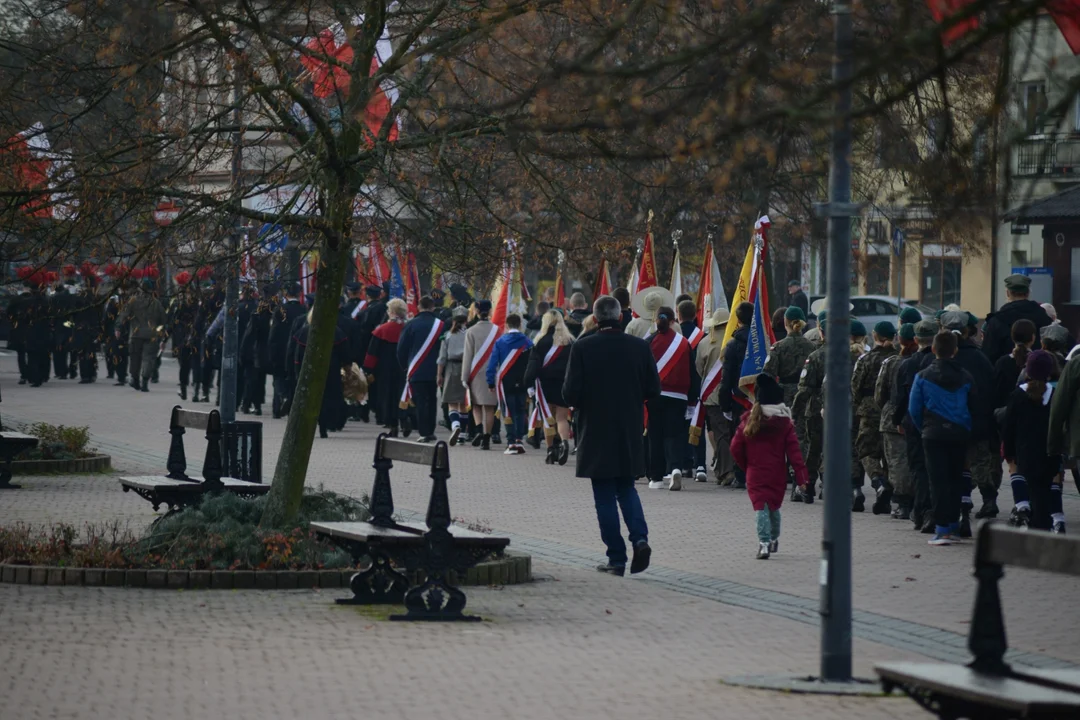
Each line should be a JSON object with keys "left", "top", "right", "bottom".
{"left": 400, "top": 318, "right": 445, "bottom": 407}
{"left": 655, "top": 331, "right": 690, "bottom": 397}
{"left": 687, "top": 325, "right": 703, "bottom": 349}
{"left": 349, "top": 299, "right": 368, "bottom": 320}
{"left": 495, "top": 345, "right": 526, "bottom": 418}
{"left": 532, "top": 344, "right": 565, "bottom": 427}
{"left": 464, "top": 323, "right": 501, "bottom": 410}
{"left": 688, "top": 355, "right": 724, "bottom": 443}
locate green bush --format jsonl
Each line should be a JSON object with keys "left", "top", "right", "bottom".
{"left": 18, "top": 423, "right": 95, "bottom": 460}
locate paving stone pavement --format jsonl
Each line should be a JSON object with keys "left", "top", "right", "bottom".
{"left": 2, "top": 352, "right": 1079, "bottom": 718}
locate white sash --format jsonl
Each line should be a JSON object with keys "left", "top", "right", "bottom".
{"left": 655, "top": 332, "right": 688, "bottom": 380}
{"left": 469, "top": 324, "right": 500, "bottom": 383}
{"left": 350, "top": 300, "right": 367, "bottom": 320}
{"left": 495, "top": 346, "right": 524, "bottom": 417}
{"left": 400, "top": 318, "right": 445, "bottom": 406}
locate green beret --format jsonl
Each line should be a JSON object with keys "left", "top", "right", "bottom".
{"left": 899, "top": 323, "right": 915, "bottom": 341}
{"left": 816, "top": 310, "right": 826, "bottom": 325}
{"left": 850, "top": 319, "right": 867, "bottom": 337}
{"left": 966, "top": 312, "right": 979, "bottom": 328}
{"left": 873, "top": 320, "right": 896, "bottom": 338}
{"left": 784, "top": 306, "right": 806, "bottom": 322}
{"left": 898, "top": 307, "right": 922, "bottom": 325}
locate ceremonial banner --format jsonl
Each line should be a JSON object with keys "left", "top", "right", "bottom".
{"left": 670, "top": 241, "right": 683, "bottom": 299}
{"left": 721, "top": 215, "right": 769, "bottom": 347}
{"left": 638, "top": 227, "right": 658, "bottom": 292}
{"left": 696, "top": 240, "right": 728, "bottom": 329}
{"left": 736, "top": 269, "right": 776, "bottom": 406}
{"left": 593, "top": 258, "right": 612, "bottom": 299}
{"left": 389, "top": 249, "right": 405, "bottom": 300}
{"left": 368, "top": 228, "right": 390, "bottom": 284}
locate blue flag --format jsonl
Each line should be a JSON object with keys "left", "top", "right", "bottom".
{"left": 738, "top": 280, "right": 772, "bottom": 400}
{"left": 389, "top": 251, "right": 406, "bottom": 299}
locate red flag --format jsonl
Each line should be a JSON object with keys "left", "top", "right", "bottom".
{"left": 593, "top": 258, "right": 612, "bottom": 299}
{"left": 491, "top": 258, "right": 511, "bottom": 327}
{"left": 1050, "top": 1, "right": 1080, "bottom": 54}
{"left": 696, "top": 244, "right": 713, "bottom": 329}
{"left": 405, "top": 251, "right": 421, "bottom": 316}
{"left": 925, "top": 0, "right": 978, "bottom": 44}
{"left": 354, "top": 251, "right": 370, "bottom": 285}
{"left": 553, "top": 270, "right": 566, "bottom": 310}
{"left": 638, "top": 229, "right": 658, "bottom": 291}
{"left": 368, "top": 229, "right": 390, "bottom": 285}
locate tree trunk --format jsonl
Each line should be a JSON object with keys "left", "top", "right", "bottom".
{"left": 261, "top": 229, "right": 351, "bottom": 527}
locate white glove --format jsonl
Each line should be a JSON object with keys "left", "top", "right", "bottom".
{"left": 684, "top": 407, "right": 695, "bottom": 421}
{"left": 723, "top": 412, "right": 733, "bottom": 421}
{"left": 527, "top": 387, "right": 536, "bottom": 398}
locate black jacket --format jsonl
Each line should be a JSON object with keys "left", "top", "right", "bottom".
{"left": 1003, "top": 385, "right": 1059, "bottom": 480}
{"left": 982, "top": 299, "right": 1052, "bottom": 365}
{"left": 565, "top": 308, "right": 590, "bottom": 338}
{"left": 954, "top": 338, "right": 994, "bottom": 440}
{"left": 619, "top": 308, "right": 632, "bottom": 331}
{"left": 356, "top": 298, "right": 387, "bottom": 361}
{"left": 891, "top": 346, "right": 934, "bottom": 429}
{"left": 992, "top": 352, "right": 1024, "bottom": 411}
{"left": 789, "top": 290, "right": 809, "bottom": 316}
{"left": 523, "top": 330, "right": 571, "bottom": 407}
{"left": 268, "top": 299, "right": 306, "bottom": 375}
{"left": 563, "top": 327, "right": 661, "bottom": 479}
{"left": 718, "top": 326, "right": 750, "bottom": 413}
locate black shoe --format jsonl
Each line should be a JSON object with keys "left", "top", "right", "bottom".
{"left": 320, "top": 429, "right": 328, "bottom": 439}
{"left": 597, "top": 563, "right": 626, "bottom": 577}
{"left": 418, "top": 435, "right": 436, "bottom": 443}
{"left": 527, "top": 433, "right": 542, "bottom": 450}
{"left": 115, "top": 379, "right": 127, "bottom": 386}
{"left": 253, "top": 406, "right": 262, "bottom": 416}
{"left": 491, "top": 434, "right": 502, "bottom": 445}
{"left": 106, "top": 373, "right": 114, "bottom": 379}
{"left": 130, "top": 381, "right": 140, "bottom": 391}
{"left": 78, "top": 378, "right": 93, "bottom": 384}
{"left": 481, "top": 434, "right": 491, "bottom": 451}
{"left": 17, "top": 378, "right": 26, "bottom": 385}
{"left": 29, "top": 382, "right": 42, "bottom": 387}
{"left": 400, "top": 416, "right": 413, "bottom": 438}
{"left": 151, "top": 376, "right": 159, "bottom": 384}
{"left": 731, "top": 479, "right": 746, "bottom": 490}
{"left": 630, "top": 541, "right": 651, "bottom": 574}
{"left": 802, "top": 482, "right": 816, "bottom": 504}
{"left": 179, "top": 386, "right": 187, "bottom": 400}
{"left": 872, "top": 485, "right": 892, "bottom": 515}
{"left": 201, "top": 394, "right": 211, "bottom": 403}
{"left": 544, "top": 445, "right": 556, "bottom": 465}
{"left": 241, "top": 404, "right": 251, "bottom": 415}
{"left": 557, "top": 440, "right": 570, "bottom": 466}
{"left": 471, "top": 433, "right": 483, "bottom": 447}
{"left": 140, "top": 378, "right": 149, "bottom": 392}
{"left": 975, "top": 499, "right": 999, "bottom": 519}
{"left": 852, "top": 488, "right": 865, "bottom": 512}
{"left": 1008, "top": 505, "right": 1031, "bottom": 528}
{"left": 790, "top": 482, "right": 803, "bottom": 503}
{"left": 958, "top": 512, "right": 972, "bottom": 539}
{"left": 920, "top": 516, "right": 936, "bottom": 534}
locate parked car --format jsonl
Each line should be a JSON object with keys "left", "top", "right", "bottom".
{"left": 807, "top": 295, "right": 934, "bottom": 330}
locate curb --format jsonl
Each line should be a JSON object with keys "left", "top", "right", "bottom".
{"left": 10, "top": 454, "right": 112, "bottom": 475}
{"left": 0, "top": 550, "right": 531, "bottom": 590}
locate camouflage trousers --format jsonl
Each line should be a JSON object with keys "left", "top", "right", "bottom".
{"left": 856, "top": 414, "right": 885, "bottom": 483}
{"left": 798, "top": 413, "right": 823, "bottom": 478}
{"left": 882, "top": 431, "right": 912, "bottom": 497}
{"left": 965, "top": 438, "right": 1002, "bottom": 501}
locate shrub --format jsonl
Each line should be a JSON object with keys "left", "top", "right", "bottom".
{"left": 17, "top": 422, "right": 95, "bottom": 460}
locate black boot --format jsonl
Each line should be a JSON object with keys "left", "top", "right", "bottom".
{"left": 871, "top": 480, "right": 892, "bottom": 515}
{"left": 958, "top": 510, "right": 972, "bottom": 538}
{"left": 544, "top": 444, "right": 556, "bottom": 465}
{"left": 557, "top": 437, "right": 570, "bottom": 466}
{"left": 253, "top": 405, "right": 262, "bottom": 416}
{"left": 852, "top": 487, "right": 865, "bottom": 512}
{"left": 920, "top": 515, "right": 935, "bottom": 534}
{"left": 140, "top": 377, "right": 149, "bottom": 392}
{"left": 481, "top": 433, "right": 491, "bottom": 451}
{"left": 975, "top": 498, "right": 999, "bottom": 519}
{"left": 179, "top": 385, "right": 187, "bottom": 401}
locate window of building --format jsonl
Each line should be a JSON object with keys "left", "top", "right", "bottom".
{"left": 922, "top": 257, "right": 962, "bottom": 309}
{"left": 1023, "top": 82, "right": 1047, "bottom": 135}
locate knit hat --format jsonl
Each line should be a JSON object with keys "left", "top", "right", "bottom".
{"left": 899, "top": 323, "right": 916, "bottom": 341}
{"left": 1026, "top": 349, "right": 1055, "bottom": 383}
{"left": 899, "top": 307, "right": 922, "bottom": 325}
{"left": 755, "top": 373, "right": 784, "bottom": 406}
{"left": 784, "top": 306, "right": 806, "bottom": 322}
{"left": 850, "top": 319, "right": 867, "bottom": 338}
{"left": 915, "top": 319, "right": 938, "bottom": 339}
{"left": 873, "top": 320, "right": 896, "bottom": 339}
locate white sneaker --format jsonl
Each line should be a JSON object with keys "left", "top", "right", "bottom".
{"left": 449, "top": 425, "right": 462, "bottom": 446}
{"left": 695, "top": 467, "right": 707, "bottom": 483}
{"left": 503, "top": 446, "right": 517, "bottom": 456}
{"left": 648, "top": 480, "right": 665, "bottom": 489}
{"left": 756, "top": 542, "right": 770, "bottom": 560}
{"left": 668, "top": 469, "right": 682, "bottom": 491}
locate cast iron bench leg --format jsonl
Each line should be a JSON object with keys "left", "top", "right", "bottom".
{"left": 391, "top": 570, "right": 479, "bottom": 622}
{"left": 336, "top": 547, "right": 410, "bottom": 605}
{"left": 0, "top": 451, "right": 20, "bottom": 489}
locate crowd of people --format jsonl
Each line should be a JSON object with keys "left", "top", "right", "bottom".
{"left": 7, "top": 266, "right": 1079, "bottom": 563}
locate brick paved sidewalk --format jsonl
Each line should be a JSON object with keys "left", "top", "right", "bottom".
{"left": 2, "top": 351, "right": 1078, "bottom": 671}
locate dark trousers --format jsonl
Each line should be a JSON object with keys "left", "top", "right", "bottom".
{"left": 128, "top": 337, "right": 159, "bottom": 381}
{"left": 501, "top": 390, "right": 528, "bottom": 444}
{"left": 26, "top": 350, "right": 49, "bottom": 385}
{"left": 110, "top": 345, "right": 128, "bottom": 382}
{"left": 52, "top": 349, "right": 68, "bottom": 378}
{"left": 647, "top": 395, "right": 688, "bottom": 481}
{"left": 272, "top": 372, "right": 289, "bottom": 417}
{"left": 77, "top": 349, "right": 97, "bottom": 380}
{"left": 178, "top": 350, "right": 199, "bottom": 387}
{"left": 244, "top": 369, "right": 266, "bottom": 409}
{"left": 16, "top": 350, "right": 26, "bottom": 379}
{"left": 905, "top": 425, "right": 931, "bottom": 520}
{"left": 923, "top": 438, "right": 965, "bottom": 533}
{"left": 591, "top": 477, "right": 649, "bottom": 567}
{"left": 411, "top": 380, "right": 438, "bottom": 438}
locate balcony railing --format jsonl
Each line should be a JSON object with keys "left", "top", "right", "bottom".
{"left": 1016, "top": 134, "right": 1080, "bottom": 179}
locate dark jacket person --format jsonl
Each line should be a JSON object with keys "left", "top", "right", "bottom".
{"left": 562, "top": 294, "right": 659, "bottom": 576}
{"left": 982, "top": 274, "right": 1052, "bottom": 365}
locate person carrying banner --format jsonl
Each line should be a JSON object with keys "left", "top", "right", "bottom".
{"left": 677, "top": 300, "right": 707, "bottom": 481}
{"left": 716, "top": 302, "right": 754, "bottom": 490}
{"left": 647, "top": 305, "right": 698, "bottom": 491}
{"left": 462, "top": 299, "right": 500, "bottom": 450}
{"left": 397, "top": 296, "right": 445, "bottom": 443}
{"left": 692, "top": 308, "right": 733, "bottom": 483}
{"left": 487, "top": 314, "right": 533, "bottom": 454}
{"left": 524, "top": 309, "right": 574, "bottom": 464}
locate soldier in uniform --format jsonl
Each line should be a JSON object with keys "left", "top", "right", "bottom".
{"left": 103, "top": 288, "right": 129, "bottom": 386}
{"left": 892, "top": 319, "right": 939, "bottom": 532}
{"left": 852, "top": 321, "right": 898, "bottom": 514}
{"left": 847, "top": 320, "right": 870, "bottom": 510}
{"left": 763, "top": 306, "right": 815, "bottom": 407}
{"left": 791, "top": 310, "right": 826, "bottom": 503}
{"left": 50, "top": 282, "right": 77, "bottom": 379}
{"left": 876, "top": 323, "right": 917, "bottom": 519}
{"left": 168, "top": 274, "right": 201, "bottom": 400}
{"left": 7, "top": 286, "right": 29, "bottom": 384}
{"left": 71, "top": 277, "right": 102, "bottom": 383}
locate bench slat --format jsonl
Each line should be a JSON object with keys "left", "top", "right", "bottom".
{"left": 0, "top": 432, "right": 38, "bottom": 441}
{"left": 376, "top": 437, "right": 444, "bottom": 467}
{"left": 877, "top": 663, "right": 1080, "bottom": 712}
{"left": 119, "top": 476, "right": 270, "bottom": 492}
{"left": 981, "top": 524, "right": 1080, "bottom": 577}
{"left": 174, "top": 409, "right": 213, "bottom": 430}
{"left": 311, "top": 520, "right": 508, "bottom": 547}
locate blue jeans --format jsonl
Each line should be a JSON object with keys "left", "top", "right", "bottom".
{"left": 502, "top": 390, "right": 528, "bottom": 444}
{"left": 591, "top": 477, "right": 649, "bottom": 567}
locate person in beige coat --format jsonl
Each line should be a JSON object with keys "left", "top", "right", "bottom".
{"left": 695, "top": 308, "right": 735, "bottom": 483}
{"left": 461, "top": 299, "right": 500, "bottom": 449}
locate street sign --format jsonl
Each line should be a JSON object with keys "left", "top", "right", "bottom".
{"left": 891, "top": 226, "right": 905, "bottom": 258}
{"left": 1010, "top": 222, "right": 1030, "bottom": 236}
{"left": 257, "top": 223, "right": 289, "bottom": 253}
{"left": 153, "top": 201, "right": 181, "bottom": 227}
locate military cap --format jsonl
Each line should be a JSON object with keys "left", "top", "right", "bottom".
{"left": 899, "top": 323, "right": 915, "bottom": 341}
{"left": 850, "top": 319, "right": 867, "bottom": 337}
{"left": 873, "top": 320, "right": 896, "bottom": 338}
{"left": 899, "top": 307, "right": 922, "bottom": 325}
{"left": 939, "top": 311, "right": 967, "bottom": 331}
{"left": 784, "top": 306, "right": 806, "bottom": 322}
{"left": 1004, "top": 274, "right": 1032, "bottom": 292}
{"left": 915, "top": 319, "right": 939, "bottom": 338}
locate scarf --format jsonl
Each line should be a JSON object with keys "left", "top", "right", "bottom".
{"left": 761, "top": 404, "right": 791, "bottom": 419}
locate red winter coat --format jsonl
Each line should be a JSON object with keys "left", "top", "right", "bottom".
{"left": 730, "top": 412, "right": 808, "bottom": 511}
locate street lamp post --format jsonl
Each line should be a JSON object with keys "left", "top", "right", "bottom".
{"left": 220, "top": 51, "right": 244, "bottom": 425}
{"left": 820, "top": 0, "right": 855, "bottom": 682}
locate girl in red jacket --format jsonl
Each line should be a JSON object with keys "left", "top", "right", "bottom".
{"left": 730, "top": 373, "right": 809, "bottom": 559}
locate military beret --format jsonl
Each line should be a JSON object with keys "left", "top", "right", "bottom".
{"left": 816, "top": 310, "right": 826, "bottom": 325}
{"left": 345, "top": 281, "right": 362, "bottom": 293}
{"left": 476, "top": 299, "right": 492, "bottom": 313}
{"left": 873, "top": 320, "right": 896, "bottom": 338}
{"left": 966, "top": 312, "right": 979, "bottom": 328}
{"left": 915, "top": 319, "right": 939, "bottom": 338}
{"left": 1005, "top": 274, "right": 1032, "bottom": 291}
{"left": 939, "top": 311, "right": 967, "bottom": 331}
{"left": 365, "top": 285, "right": 381, "bottom": 298}
{"left": 784, "top": 306, "right": 806, "bottom": 322}
{"left": 850, "top": 319, "right": 867, "bottom": 337}
{"left": 899, "top": 323, "right": 916, "bottom": 341}
{"left": 898, "top": 307, "right": 922, "bottom": 325}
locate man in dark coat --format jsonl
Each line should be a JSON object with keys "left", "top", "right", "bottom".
{"left": 565, "top": 292, "right": 590, "bottom": 337}
{"left": 892, "top": 319, "right": 939, "bottom": 532}
{"left": 268, "top": 284, "right": 306, "bottom": 417}
{"left": 787, "top": 280, "right": 809, "bottom": 317}
{"left": 982, "top": 274, "right": 1052, "bottom": 365}
{"left": 355, "top": 285, "right": 386, "bottom": 361}
{"left": 23, "top": 283, "right": 52, "bottom": 387}
{"left": 240, "top": 284, "right": 275, "bottom": 416}
{"left": 612, "top": 288, "right": 633, "bottom": 331}
{"left": 563, "top": 294, "right": 659, "bottom": 576}
{"left": 7, "top": 288, "right": 29, "bottom": 384}
{"left": 396, "top": 296, "right": 444, "bottom": 442}
{"left": 50, "top": 283, "right": 77, "bottom": 379}
{"left": 168, "top": 280, "right": 201, "bottom": 399}
{"left": 716, "top": 301, "right": 754, "bottom": 489}
{"left": 71, "top": 280, "right": 102, "bottom": 383}
{"left": 198, "top": 282, "right": 225, "bottom": 402}
{"left": 103, "top": 290, "right": 128, "bottom": 385}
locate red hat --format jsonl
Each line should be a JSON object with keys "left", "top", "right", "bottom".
{"left": 16, "top": 266, "right": 34, "bottom": 281}
{"left": 79, "top": 261, "right": 97, "bottom": 277}
{"left": 196, "top": 265, "right": 214, "bottom": 281}
{"left": 62, "top": 264, "right": 77, "bottom": 278}
{"left": 174, "top": 271, "right": 192, "bottom": 286}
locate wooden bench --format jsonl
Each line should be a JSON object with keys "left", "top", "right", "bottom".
{"left": 119, "top": 407, "right": 268, "bottom": 512}
{"left": 312, "top": 433, "right": 510, "bottom": 622}
{"left": 877, "top": 523, "right": 1080, "bottom": 719}
{"left": 0, "top": 431, "right": 38, "bottom": 490}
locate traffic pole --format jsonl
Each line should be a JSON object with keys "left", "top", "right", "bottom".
{"left": 820, "top": 0, "right": 855, "bottom": 682}
{"left": 220, "top": 61, "right": 243, "bottom": 425}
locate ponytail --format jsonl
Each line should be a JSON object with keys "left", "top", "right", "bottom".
{"left": 655, "top": 305, "right": 674, "bottom": 334}
{"left": 1013, "top": 344, "right": 1030, "bottom": 369}
{"left": 743, "top": 403, "right": 765, "bottom": 438}
{"left": 1011, "top": 319, "right": 1037, "bottom": 368}
{"left": 1026, "top": 377, "right": 1047, "bottom": 403}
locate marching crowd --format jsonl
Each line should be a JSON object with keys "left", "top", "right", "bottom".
{"left": 6, "top": 267, "right": 1079, "bottom": 565}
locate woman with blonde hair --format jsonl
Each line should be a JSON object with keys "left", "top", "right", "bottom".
{"left": 363, "top": 298, "right": 410, "bottom": 437}
{"left": 524, "top": 309, "right": 574, "bottom": 464}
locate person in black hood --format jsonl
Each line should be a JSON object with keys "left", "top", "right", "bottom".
{"left": 982, "top": 274, "right": 1052, "bottom": 365}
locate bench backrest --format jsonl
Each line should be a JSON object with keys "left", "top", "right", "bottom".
{"left": 173, "top": 408, "right": 213, "bottom": 430}
{"left": 165, "top": 406, "right": 262, "bottom": 483}
{"left": 368, "top": 433, "right": 451, "bottom": 529}
{"left": 375, "top": 435, "right": 449, "bottom": 471}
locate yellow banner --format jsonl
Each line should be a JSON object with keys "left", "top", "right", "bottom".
{"left": 721, "top": 244, "right": 755, "bottom": 346}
